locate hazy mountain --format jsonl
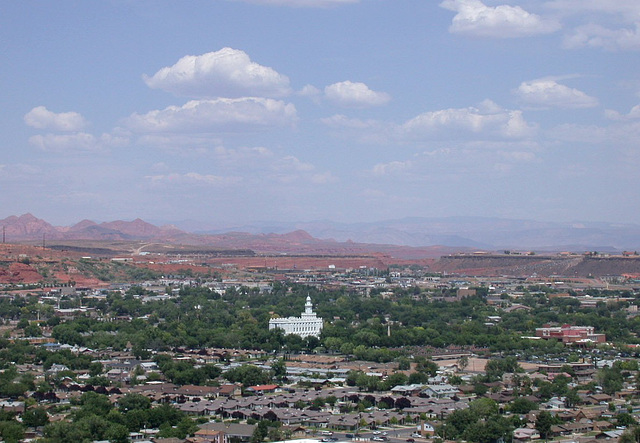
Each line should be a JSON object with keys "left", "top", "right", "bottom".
{"left": 182, "top": 216, "right": 640, "bottom": 251}
{"left": 2, "top": 213, "right": 639, "bottom": 252}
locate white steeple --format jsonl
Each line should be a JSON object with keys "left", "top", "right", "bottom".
{"left": 304, "top": 295, "right": 314, "bottom": 315}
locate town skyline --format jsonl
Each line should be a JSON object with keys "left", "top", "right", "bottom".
{"left": 1, "top": 1, "right": 638, "bottom": 226}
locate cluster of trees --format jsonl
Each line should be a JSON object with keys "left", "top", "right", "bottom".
{"left": 2, "top": 283, "right": 640, "bottom": 382}
{"left": 44, "top": 392, "right": 196, "bottom": 443}
{"left": 3, "top": 283, "right": 640, "bottom": 360}
{"left": 0, "top": 392, "right": 197, "bottom": 443}
{"left": 439, "top": 398, "right": 515, "bottom": 442}
{"left": 154, "top": 354, "right": 222, "bottom": 385}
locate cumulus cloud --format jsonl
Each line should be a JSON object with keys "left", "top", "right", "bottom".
{"left": 605, "top": 104, "right": 640, "bottom": 121}
{"left": 28, "top": 133, "right": 108, "bottom": 153}
{"left": 372, "top": 160, "right": 414, "bottom": 176}
{"left": 126, "top": 98, "right": 297, "bottom": 133}
{"left": 401, "top": 100, "right": 536, "bottom": 138}
{"left": 564, "top": 23, "right": 640, "bottom": 51}
{"left": 324, "top": 81, "right": 391, "bottom": 108}
{"left": 322, "top": 101, "right": 535, "bottom": 143}
{"left": 545, "top": 1, "right": 640, "bottom": 51}
{"left": 272, "top": 155, "right": 314, "bottom": 172}
{"left": 440, "top": 0, "right": 559, "bottom": 38}
{"left": 515, "top": 78, "right": 598, "bottom": 108}
{"left": 143, "top": 48, "right": 292, "bottom": 98}
{"left": 24, "top": 106, "right": 87, "bottom": 132}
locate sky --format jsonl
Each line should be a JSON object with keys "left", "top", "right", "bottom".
{"left": 1, "top": 0, "right": 639, "bottom": 228}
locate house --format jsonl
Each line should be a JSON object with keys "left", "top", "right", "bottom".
{"left": 246, "top": 384, "right": 279, "bottom": 395}
{"left": 190, "top": 429, "right": 228, "bottom": 443}
{"left": 416, "top": 422, "right": 435, "bottom": 436}
{"left": 390, "top": 384, "right": 423, "bottom": 396}
{"left": 421, "top": 384, "right": 458, "bottom": 399}
{"left": 513, "top": 427, "right": 540, "bottom": 441}
{"left": 197, "top": 422, "right": 256, "bottom": 442}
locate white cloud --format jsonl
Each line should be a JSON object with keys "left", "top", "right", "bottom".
{"left": 563, "top": 23, "right": 640, "bottom": 51}
{"left": 324, "top": 81, "right": 391, "bottom": 108}
{"left": 265, "top": 155, "right": 339, "bottom": 186}
{"left": 320, "top": 114, "right": 393, "bottom": 144}
{"left": 143, "top": 48, "right": 292, "bottom": 98}
{"left": 322, "top": 102, "right": 536, "bottom": 143}
{"left": 24, "top": 106, "right": 87, "bottom": 132}
{"left": 273, "top": 155, "right": 314, "bottom": 172}
{"left": 605, "top": 104, "right": 640, "bottom": 121}
{"left": 126, "top": 98, "right": 297, "bottom": 133}
{"left": 372, "top": 160, "right": 414, "bottom": 176}
{"left": 29, "top": 133, "right": 101, "bottom": 153}
{"left": 401, "top": 100, "right": 536, "bottom": 138}
{"left": 440, "top": 0, "right": 560, "bottom": 38}
{"left": 545, "top": 1, "right": 640, "bottom": 51}
{"left": 298, "top": 84, "right": 322, "bottom": 97}
{"left": 515, "top": 78, "right": 598, "bottom": 108}
{"left": 27, "top": 131, "right": 128, "bottom": 153}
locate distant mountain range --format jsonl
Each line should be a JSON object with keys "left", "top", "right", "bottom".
{"left": 182, "top": 217, "right": 640, "bottom": 252}
{"left": 1, "top": 213, "right": 639, "bottom": 254}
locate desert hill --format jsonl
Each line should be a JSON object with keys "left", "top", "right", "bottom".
{"left": 0, "top": 214, "right": 462, "bottom": 259}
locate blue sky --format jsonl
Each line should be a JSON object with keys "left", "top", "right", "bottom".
{"left": 1, "top": 0, "right": 638, "bottom": 227}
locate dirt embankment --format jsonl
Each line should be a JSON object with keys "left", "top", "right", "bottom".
{"left": 430, "top": 254, "right": 640, "bottom": 277}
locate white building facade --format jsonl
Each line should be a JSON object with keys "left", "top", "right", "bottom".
{"left": 268, "top": 296, "right": 323, "bottom": 338}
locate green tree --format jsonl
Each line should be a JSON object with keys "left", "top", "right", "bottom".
{"left": 0, "top": 421, "right": 25, "bottom": 443}
{"left": 535, "top": 411, "right": 554, "bottom": 440}
{"left": 22, "top": 407, "right": 49, "bottom": 428}
{"left": 598, "top": 367, "right": 623, "bottom": 396}
{"left": 224, "top": 365, "right": 272, "bottom": 387}
{"left": 104, "top": 423, "right": 130, "bottom": 443}
{"left": 271, "top": 358, "right": 287, "bottom": 381}
{"left": 117, "top": 393, "right": 151, "bottom": 413}
{"left": 617, "top": 413, "right": 637, "bottom": 428}
{"left": 509, "top": 397, "right": 538, "bottom": 414}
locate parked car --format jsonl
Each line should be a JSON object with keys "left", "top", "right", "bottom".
{"left": 407, "top": 439, "right": 415, "bottom": 442}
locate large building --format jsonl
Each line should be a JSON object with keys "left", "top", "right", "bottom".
{"left": 535, "top": 324, "right": 606, "bottom": 344}
{"left": 268, "top": 296, "right": 323, "bottom": 338}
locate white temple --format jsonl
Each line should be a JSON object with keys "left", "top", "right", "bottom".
{"left": 268, "top": 296, "right": 323, "bottom": 338}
